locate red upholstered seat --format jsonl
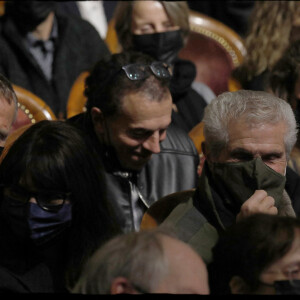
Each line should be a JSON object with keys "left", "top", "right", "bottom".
{"left": 178, "top": 10, "right": 246, "bottom": 96}
{"left": 10, "top": 84, "right": 56, "bottom": 133}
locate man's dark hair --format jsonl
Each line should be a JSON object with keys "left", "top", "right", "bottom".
{"left": 84, "top": 51, "right": 171, "bottom": 117}
{"left": 0, "top": 120, "right": 121, "bottom": 288}
{"left": 0, "top": 74, "right": 18, "bottom": 107}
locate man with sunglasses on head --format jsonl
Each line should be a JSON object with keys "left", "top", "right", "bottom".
{"left": 68, "top": 51, "right": 199, "bottom": 233}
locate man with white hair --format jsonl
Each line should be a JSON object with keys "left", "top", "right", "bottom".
{"left": 158, "top": 90, "right": 299, "bottom": 264}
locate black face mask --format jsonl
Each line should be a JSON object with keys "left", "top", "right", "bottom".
{"left": 132, "top": 30, "right": 184, "bottom": 65}
{"left": 274, "top": 280, "right": 300, "bottom": 295}
{"left": 5, "top": 1, "right": 56, "bottom": 33}
{"left": 294, "top": 99, "right": 300, "bottom": 130}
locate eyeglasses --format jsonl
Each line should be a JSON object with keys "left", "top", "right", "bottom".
{"left": 121, "top": 61, "right": 172, "bottom": 81}
{"left": 2, "top": 184, "right": 71, "bottom": 213}
{"left": 259, "top": 262, "right": 300, "bottom": 292}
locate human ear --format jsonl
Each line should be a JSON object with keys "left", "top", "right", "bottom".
{"left": 110, "top": 277, "right": 139, "bottom": 294}
{"left": 229, "top": 276, "right": 249, "bottom": 294}
{"left": 91, "top": 107, "right": 105, "bottom": 134}
{"left": 201, "top": 142, "right": 208, "bottom": 159}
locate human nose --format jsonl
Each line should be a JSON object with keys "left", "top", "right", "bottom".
{"left": 154, "top": 24, "right": 166, "bottom": 33}
{"left": 142, "top": 132, "right": 161, "bottom": 154}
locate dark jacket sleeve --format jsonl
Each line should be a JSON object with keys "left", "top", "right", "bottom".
{"left": 139, "top": 123, "right": 200, "bottom": 206}
{"left": 285, "top": 166, "right": 300, "bottom": 216}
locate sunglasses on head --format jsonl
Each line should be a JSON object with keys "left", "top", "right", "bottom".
{"left": 121, "top": 61, "right": 172, "bottom": 81}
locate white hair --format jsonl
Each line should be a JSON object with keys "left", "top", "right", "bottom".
{"left": 203, "top": 90, "right": 298, "bottom": 159}
{"left": 71, "top": 228, "right": 177, "bottom": 294}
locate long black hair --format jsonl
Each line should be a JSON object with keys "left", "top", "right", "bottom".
{"left": 0, "top": 120, "right": 121, "bottom": 288}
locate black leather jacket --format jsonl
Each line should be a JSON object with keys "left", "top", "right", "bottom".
{"left": 68, "top": 113, "right": 199, "bottom": 233}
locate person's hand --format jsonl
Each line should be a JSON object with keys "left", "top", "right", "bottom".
{"left": 236, "top": 190, "right": 278, "bottom": 222}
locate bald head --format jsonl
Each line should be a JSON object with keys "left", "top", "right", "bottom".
{"left": 72, "top": 228, "right": 209, "bottom": 294}
{"left": 154, "top": 234, "right": 209, "bottom": 294}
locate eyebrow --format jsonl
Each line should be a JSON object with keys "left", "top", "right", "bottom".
{"left": 129, "top": 123, "right": 170, "bottom": 132}
{"left": 229, "top": 148, "right": 284, "bottom": 159}
{"left": 229, "top": 148, "right": 254, "bottom": 159}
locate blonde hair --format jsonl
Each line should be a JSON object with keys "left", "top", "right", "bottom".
{"left": 114, "top": 1, "right": 190, "bottom": 51}
{"left": 235, "top": 1, "right": 300, "bottom": 82}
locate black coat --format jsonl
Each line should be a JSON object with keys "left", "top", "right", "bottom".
{"left": 170, "top": 58, "right": 207, "bottom": 133}
{"left": 285, "top": 166, "right": 300, "bottom": 216}
{"left": 0, "top": 220, "right": 69, "bottom": 293}
{"left": 0, "top": 10, "right": 110, "bottom": 117}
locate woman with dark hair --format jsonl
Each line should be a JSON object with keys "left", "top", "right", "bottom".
{"left": 209, "top": 213, "right": 300, "bottom": 295}
{"left": 0, "top": 120, "right": 121, "bottom": 293}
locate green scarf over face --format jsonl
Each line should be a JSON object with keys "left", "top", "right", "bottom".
{"left": 207, "top": 157, "right": 286, "bottom": 207}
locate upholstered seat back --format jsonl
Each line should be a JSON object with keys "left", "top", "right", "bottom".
{"left": 178, "top": 11, "right": 246, "bottom": 96}
{"left": 10, "top": 84, "right": 56, "bottom": 133}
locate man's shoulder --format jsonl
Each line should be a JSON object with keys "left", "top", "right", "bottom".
{"left": 161, "top": 195, "right": 218, "bottom": 264}
{"left": 55, "top": 11, "right": 104, "bottom": 40}
{"left": 161, "top": 196, "right": 208, "bottom": 233}
{"left": 55, "top": 11, "right": 110, "bottom": 60}
{"left": 285, "top": 166, "right": 300, "bottom": 216}
{"left": 66, "top": 112, "right": 88, "bottom": 132}
{"left": 161, "top": 123, "right": 198, "bottom": 155}
{"left": 66, "top": 113, "right": 100, "bottom": 148}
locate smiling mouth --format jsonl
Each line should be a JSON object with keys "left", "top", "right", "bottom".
{"left": 132, "top": 153, "right": 152, "bottom": 161}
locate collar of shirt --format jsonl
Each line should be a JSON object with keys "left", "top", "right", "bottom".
{"left": 24, "top": 15, "right": 58, "bottom": 51}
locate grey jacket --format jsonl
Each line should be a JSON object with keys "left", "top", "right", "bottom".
{"left": 68, "top": 113, "right": 200, "bottom": 233}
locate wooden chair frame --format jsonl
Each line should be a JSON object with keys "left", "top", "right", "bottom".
{"left": 12, "top": 84, "right": 56, "bottom": 124}
{"left": 188, "top": 10, "right": 246, "bottom": 68}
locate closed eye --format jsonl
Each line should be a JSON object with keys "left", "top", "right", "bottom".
{"left": 229, "top": 148, "right": 254, "bottom": 161}
{"left": 261, "top": 153, "right": 284, "bottom": 162}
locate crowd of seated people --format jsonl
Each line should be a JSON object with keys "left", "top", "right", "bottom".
{"left": 1, "top": 0, "right": 300, "bottom": 295}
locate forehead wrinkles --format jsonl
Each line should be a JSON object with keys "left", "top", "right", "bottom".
{"left": 229, "top": 114, "right": 287, "bottom": 132}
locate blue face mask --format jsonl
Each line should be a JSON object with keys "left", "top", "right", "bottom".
{"left": 28, "top": 202, "right": 72, "bottom": 245}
